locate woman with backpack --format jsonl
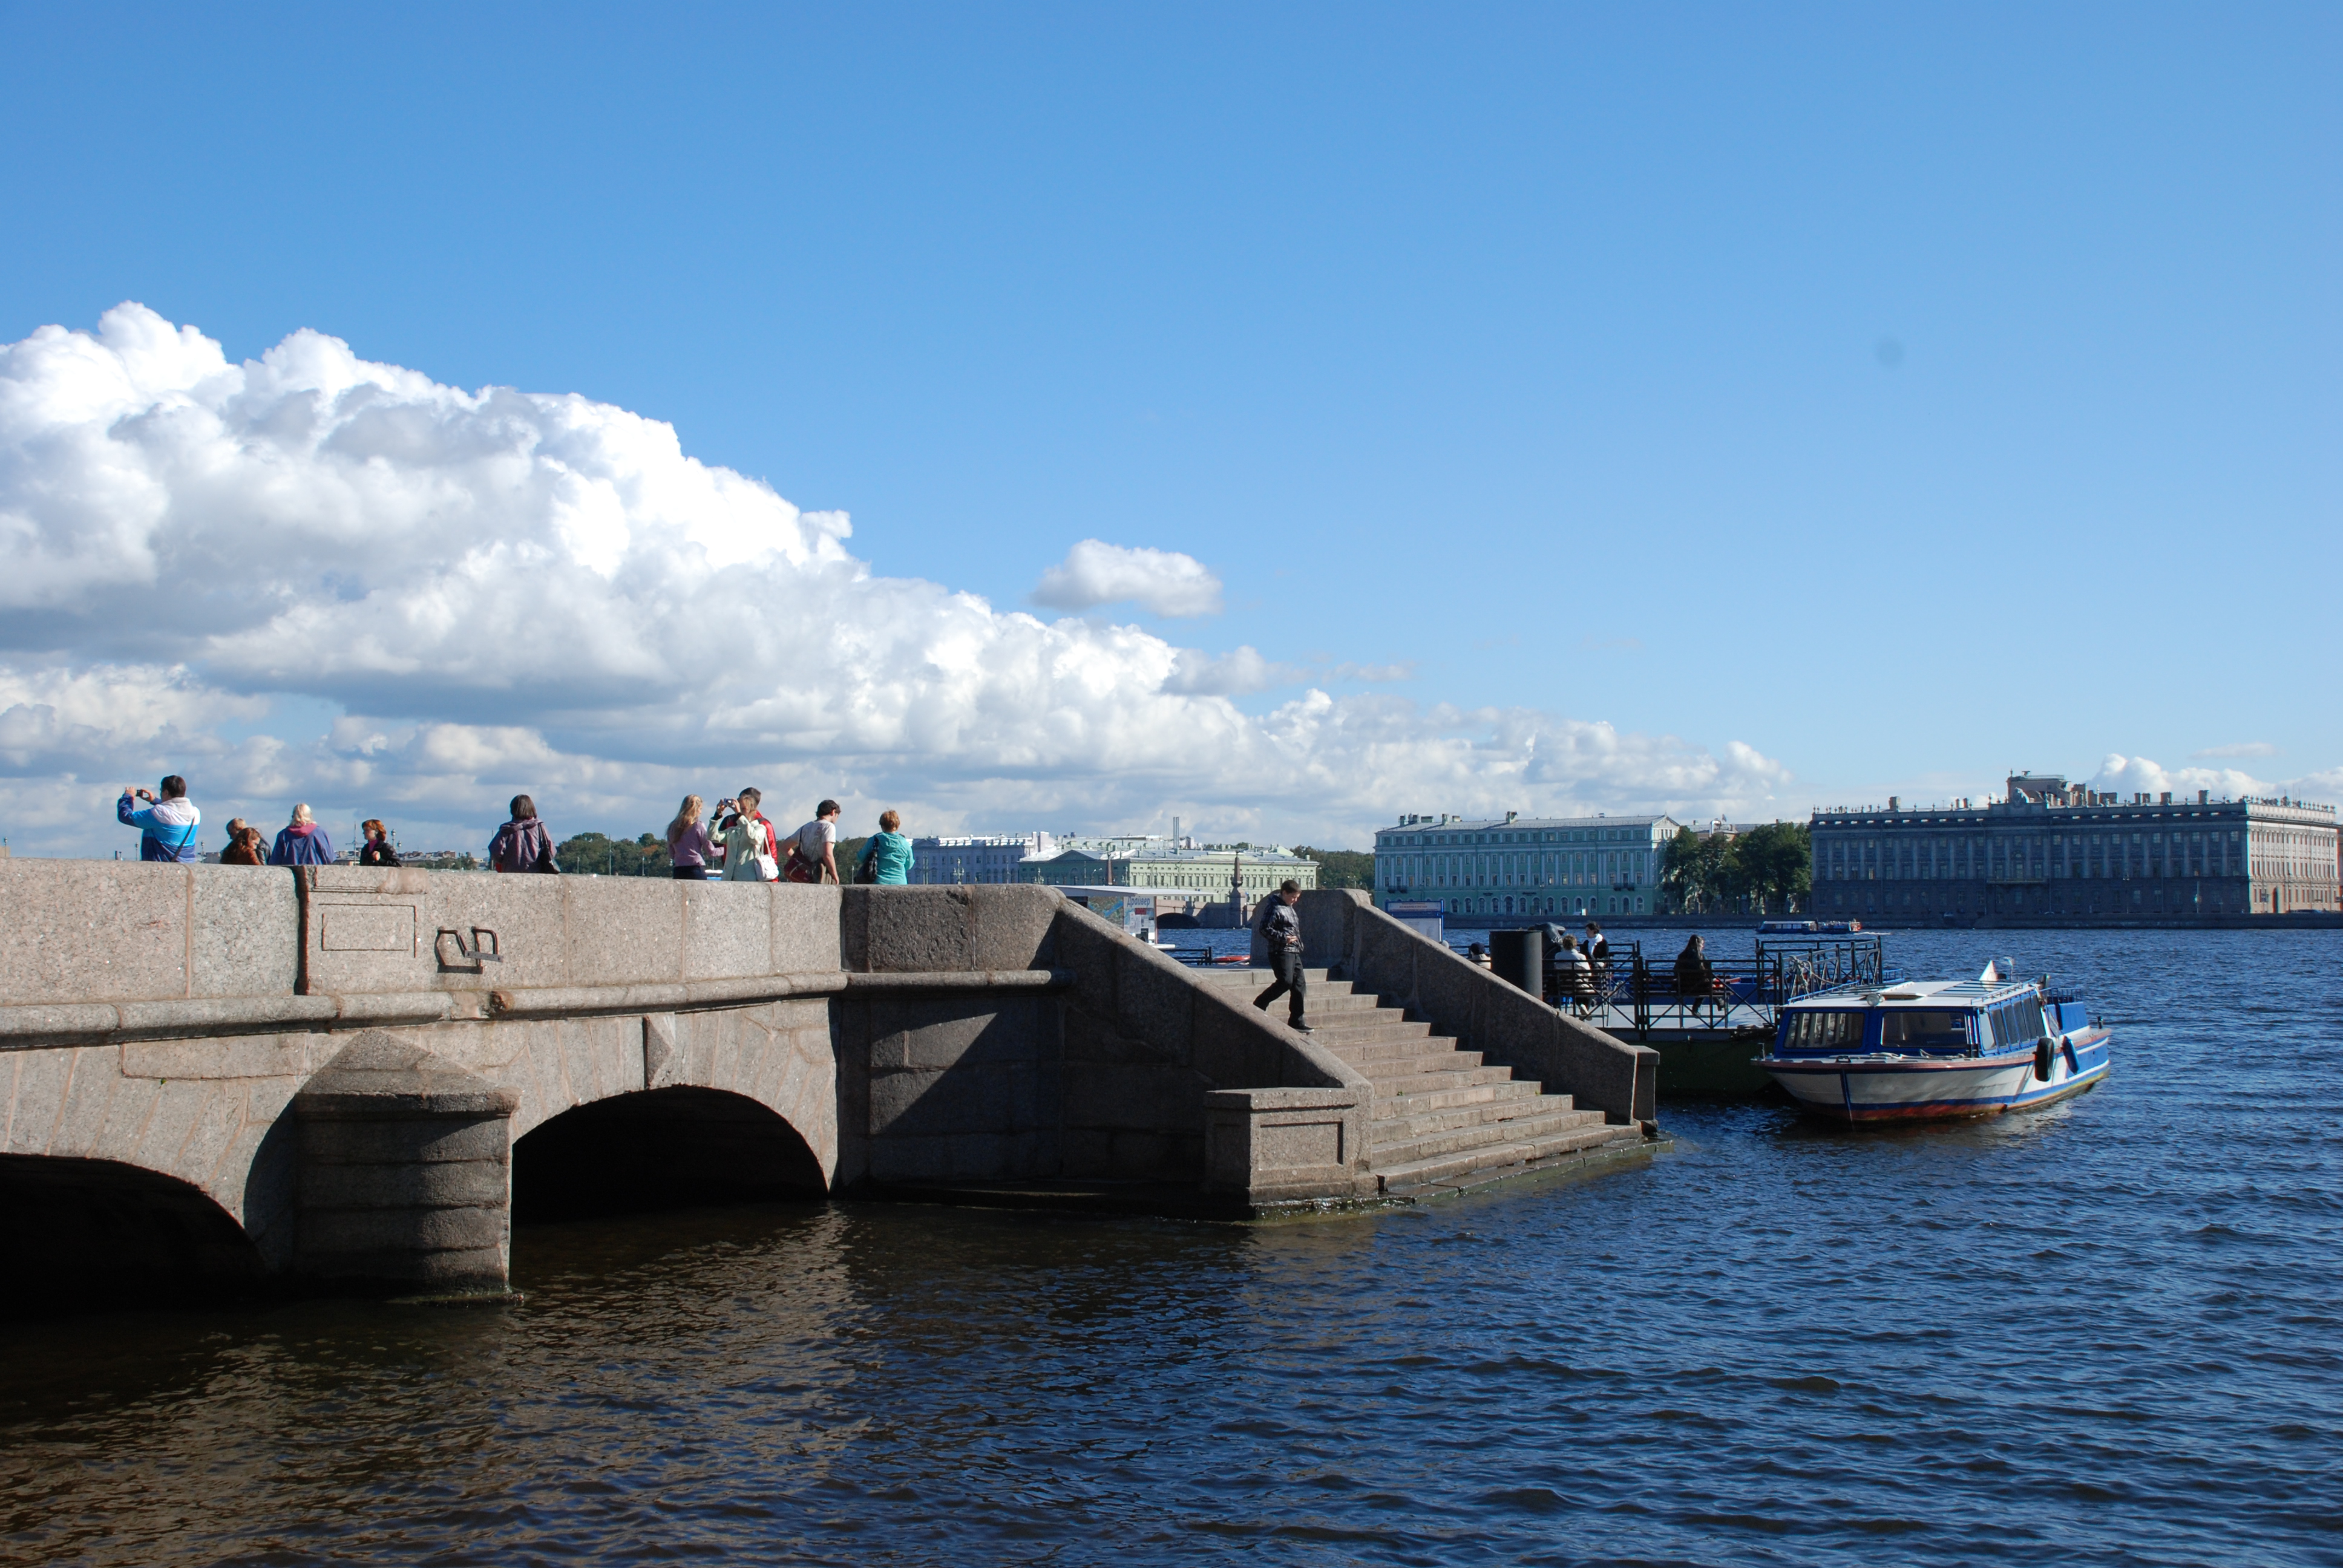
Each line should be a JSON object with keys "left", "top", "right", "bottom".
{"left": 854, "top": 810, "right": 915, "bottom": 885}
{"left": 489, "top": 795, "right": 559, "bottom": 874}
{"left": 712, "top": 788, "right": 779, "bottom": 882}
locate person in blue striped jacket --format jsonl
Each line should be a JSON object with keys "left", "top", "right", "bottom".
{"left": 118, "top": 775, "right": 202, "bottom": 861}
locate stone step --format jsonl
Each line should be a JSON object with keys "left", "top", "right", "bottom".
{"left": 1370, "top": 1122, "right": 1644, "bottom": 1194}
{"left": 1298, "top": 1018, "right": 1435, "bottom": 1048}
{"left": 1366, "top": 1064, "right": 1519, "bottom": 1096}
{"left": 1369, "top": 1079, "right": 1551, "bottom": 1119}
{"left": 1194, "top": 967, "right": 1339, "bottom": 987}
{"left": 1222, "top": 988, "right": 1386, "bottom": 1015}
{"left": 1331, "top": 1037, "right": 1478, "bottom": 1070}
{"left": 1371, "top": 1091, "right": 1580, "bottom": 1143}
{"left": 1369, "top": 1103, "right": 1607, "bottom": 1163}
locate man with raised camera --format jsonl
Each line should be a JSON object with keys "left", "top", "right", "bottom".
{"left": 117, "top": 775, "right": 202, "bottom": 863}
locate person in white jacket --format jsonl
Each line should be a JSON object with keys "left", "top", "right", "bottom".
{"left": 712, "top": 788, "right": 778, "bottom": 881}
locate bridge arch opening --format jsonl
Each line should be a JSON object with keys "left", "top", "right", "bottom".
{"left": 0, "top": 1154, "right": 264, "bottom": 1317}
{"left": 512, "top": 1086, "right": 827, "bottom": 1224}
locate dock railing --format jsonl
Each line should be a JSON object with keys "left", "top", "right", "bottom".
{"left": 1549, "top": 935, "right": 1890, "bottom": 1037}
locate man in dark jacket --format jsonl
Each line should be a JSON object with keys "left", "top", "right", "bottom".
{"left": 1250, "top": 881, "right": 1312, "bottom": 1032}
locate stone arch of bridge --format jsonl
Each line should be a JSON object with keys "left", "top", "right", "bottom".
{"left": 0, "top": 1151, "right": 266, "bottom": 1314}
{"left": 494, "top": 1005, "right": 839, "bottom": 1191}
{"left": 511, "top": 1085, "right": 827, "bottom": 1224}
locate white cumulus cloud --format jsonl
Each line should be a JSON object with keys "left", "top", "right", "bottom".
{"left": 1, "top": 305, "right": 1798, "bottom": 855}
{"left": 1032, "top": 539, "right": 1224, "bottom": 618}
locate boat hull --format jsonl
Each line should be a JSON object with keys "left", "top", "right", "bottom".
{"left": 1759, "top": 1028, "right": 2111, "bottom": 1123}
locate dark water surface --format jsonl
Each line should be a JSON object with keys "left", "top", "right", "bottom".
{"left": 4, "top": 929, "right": 2339, "bottom": 1565}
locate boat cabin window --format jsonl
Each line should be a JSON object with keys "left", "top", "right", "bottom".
{"left": 1881, "top": 1010, "right": 1970, "bottom": 1049}
{"left": 1984, "top": 998, "right": 2047, "bottom": 1047}
{"left": 1784, "top": 1010, "right": 1867, "bottom": 1051}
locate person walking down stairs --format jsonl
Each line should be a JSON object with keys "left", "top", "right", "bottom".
{"left": 1251, "top": 880, "right": 1313, "bottom": 1033}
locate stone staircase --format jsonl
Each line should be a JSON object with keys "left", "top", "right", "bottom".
{"left": 1194, "top": 965, "right": 1648, "bottom": 1195}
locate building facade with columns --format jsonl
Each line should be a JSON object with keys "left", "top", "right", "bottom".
{"left": 1809, "top": 774, "right": 2339, "bottom": 922}
{"left": 1372, "top": 812, "right": 1682, "bottom": 920}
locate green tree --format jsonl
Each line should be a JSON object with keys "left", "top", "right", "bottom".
{"left": 1729, "top": 822, "right": 1811, "bottom": 913}
{"left": 1661, "top": 827, "right": 1735, "bottom": 912}
{"left": 555, "top": 831, "right": 667, "bottom": 877}
{"left": 1294, "top": 846, "right": 1376, "bottom": 890}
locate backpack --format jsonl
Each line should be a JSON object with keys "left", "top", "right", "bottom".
{"left": 493, "top": 818, "right": 554, "bottom": 874}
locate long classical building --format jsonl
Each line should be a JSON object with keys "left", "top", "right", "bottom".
{"left": 1024, "top": 842, "right": 1317, "bottom": 906}
{"left": 1372, "top": 812, "right": 1682, "bottom": 920}
{"left": 1810, "top": 774, "right": 2340, "bottom": 922}
{"left": 906, "top": 833, "right": 1059, "bottom": 885}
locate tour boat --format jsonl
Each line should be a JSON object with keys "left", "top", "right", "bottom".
{"left": 1755, "top": 964, "right": 2111, "bottom": 1122}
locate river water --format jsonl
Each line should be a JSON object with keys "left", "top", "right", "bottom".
{"left": 3, "top": 927, "right": 2339, "bottom": 1565}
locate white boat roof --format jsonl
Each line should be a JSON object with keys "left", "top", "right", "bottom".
{"left": 1786, "top": 978, "right": 2040, "bottom": 1010}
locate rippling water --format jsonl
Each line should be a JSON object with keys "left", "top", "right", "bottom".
{"left": 4, "top": 928, "right": 2339, "bottom": 1565}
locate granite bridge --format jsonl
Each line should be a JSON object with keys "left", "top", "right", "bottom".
{"left": 0, "top": 864, "right": 1657, "bottom": 1304}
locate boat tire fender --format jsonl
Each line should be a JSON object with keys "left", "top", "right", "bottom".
{"left": 2033, "top": 1037, "right": 2055, "bottom": 1082}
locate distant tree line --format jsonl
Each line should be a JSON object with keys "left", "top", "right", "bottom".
{"left": 1295, "top": 846, "right": 1375, "bottom": 890}
{"left": 1659, "top": 823, "right": 1810, "bottom": 914}
{"left": 543, "top": 831, "right": 1380, "bottom": 889}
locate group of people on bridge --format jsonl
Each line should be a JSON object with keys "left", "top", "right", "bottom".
{"left": 116, "top": 776, "right": 919, "bottom": 886}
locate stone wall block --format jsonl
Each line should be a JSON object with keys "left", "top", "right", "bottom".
{"left": 860, "top": 887, "right": 979, "bottom": 973}
{"left": 300, "top": 1158, "right": 510, "bottom": 1209}
{"left": 643, "top": 1012, "right": 681, "bottom": 1089}
{"left": 50, "top": 1046, "right": 124, "bottom": 1158}
{"left": 171, "top": 1079, "right": 255, "bottom": 1196}
{"left": 1106, "top": 1130, "right": 1176, "bottom": 1180}
{"left": 356, "top": 870, "right": 568, "bottom": 996}
{"left": 868, "top": 1067, "right": 960, "bottom": 1136}
{"left": 1110, "top": 942, "right": 1198, "bottom": 1055}
{"left": 129, "top": 1076, "right": 226, "bottom": 1176}
{"left": 1188, "top": 991, "right": 1288, "bottom": 1088}
{"left": 560, "top": 877, "right": 685, "bottom": 987}
{"left": 122, "top": 1035, "right": 321, "bottom": 1080}
{"left": 770, "top": 882, "right": 842, "bottom": 974}
{"left": 873, "top": 1000, "right": 1035, "bottom": 1071}
{"left": 1296, "top": 890, "right": 1364, "bottom": 978}
{"left": 683, "top": 880, "right": 772, "bottom": 982}
{"left": 972, "top": 885, "right": 1063, "bottom": 972}
{"left": 191, "top": 867, "right": 301, "bottom": 999}
{"left": 1046, "top": 904, "right": 1123, "bottom": 1016}
{"left": 300, "top": 1201, "right": 507, "bottom": 1253}
{"left": 1202, "top": 1086, "right": 1368, "bottom": 1202}
{"left": 93, "top": 1073, "right": 164, "bottom": 1162}
{"left": 307, "top": 1114, "right": 510, "bottom": 1166}
{"left": 1064, "top": 1061, "right": 1198, "bottom": 1134}
{"left": 0, "top": 861, "right": 190, "bottom": 1005}
{"left": 865, "top": 1134, "right": 943, "bottom": 1183}
{"left": 4, "top": 1045, "right": 73, "bottom": 1152}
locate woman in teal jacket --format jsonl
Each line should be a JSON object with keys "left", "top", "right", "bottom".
{"left": 857, "top": 810, "right": 916, "bottom": 885}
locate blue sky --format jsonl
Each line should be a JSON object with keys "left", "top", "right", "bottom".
{"left": 0, "top": 4, "right": 2336, "bottom": 851}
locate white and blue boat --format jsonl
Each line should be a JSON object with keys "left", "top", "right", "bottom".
{"left": 1755, "top": 964, "right": 2111, "bottom": 1122}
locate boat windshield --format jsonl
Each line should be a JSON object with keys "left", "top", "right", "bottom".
{"left": 1783, "top": 1010, "right": 1867, "bottom": 1051}
{"left": 1881, "top": 1010, "right": 1970, "bottom": 1049}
